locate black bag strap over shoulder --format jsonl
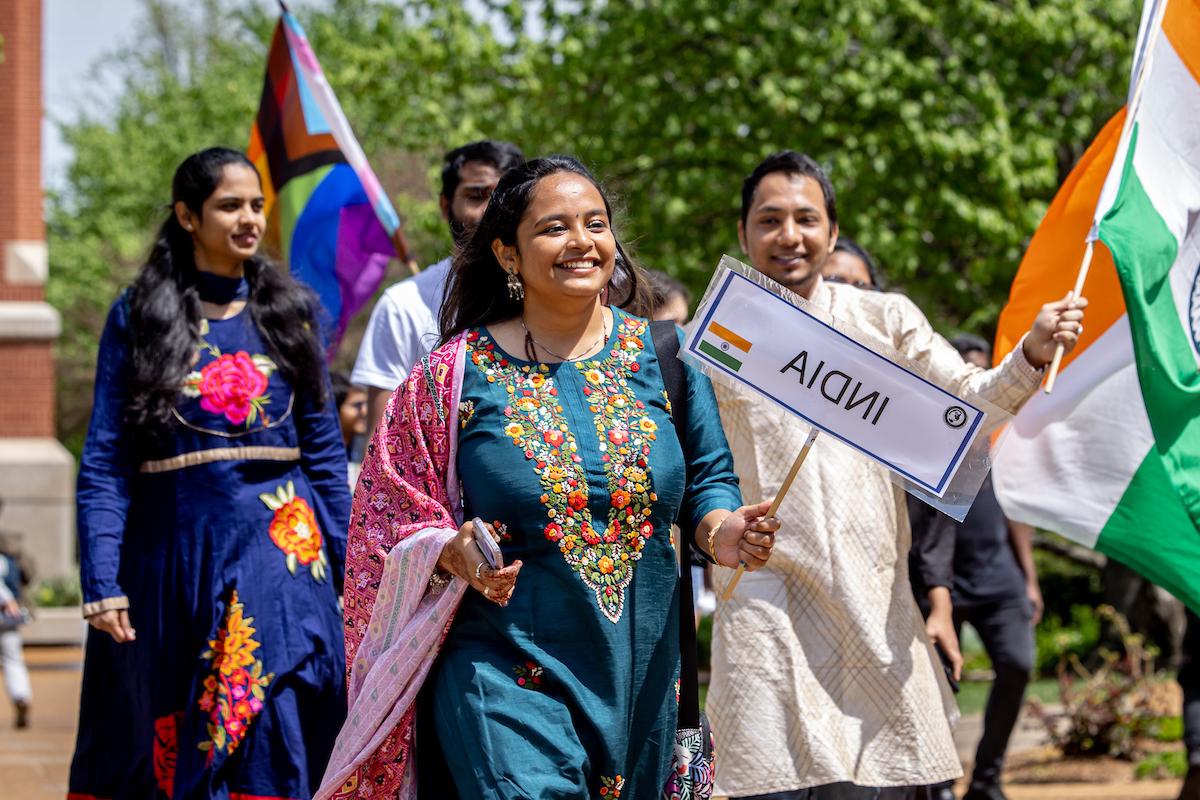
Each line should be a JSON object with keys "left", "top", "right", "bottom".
{"left": 650, "top": 320, "right": 702, "bottom": 729}
{"left": 651, "top": 320, "right": 688, "bottom": 427}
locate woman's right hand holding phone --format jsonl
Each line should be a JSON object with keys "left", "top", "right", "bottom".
{"left": 438, "top": 521, "right": 523, "bottom": 607}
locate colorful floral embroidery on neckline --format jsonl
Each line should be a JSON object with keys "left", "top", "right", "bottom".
{"left": 260, "top": 481, "right": 328, "bottom": 581}
{"left": 197, "top": 590, "right": 273, "bottom": 759}
{"left": 466, "top": 315, "right": 658, "bottom": 623}
{"left": 513, "top": 660, "right": 544, "bottom": 690}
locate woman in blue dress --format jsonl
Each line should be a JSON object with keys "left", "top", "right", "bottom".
{"left": 331, "top": 156, "right": 779, "bottom": 798}
{"left": 70, "top": 148, "right": 351, "bottom": 799}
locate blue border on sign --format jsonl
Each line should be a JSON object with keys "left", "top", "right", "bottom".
{"left": 689, "top": 269, "right": 985, "bottom": 495}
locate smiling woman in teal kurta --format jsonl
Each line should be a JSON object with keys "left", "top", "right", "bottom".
{"left": 429, "top": 309, "right": 741, "bottom": 797}
{"left": 335, "top": 155, "right": 779, "bottom": 799}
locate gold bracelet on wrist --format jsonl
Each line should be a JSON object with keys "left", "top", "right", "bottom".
{"left": 707, "top": 526, "right": 720, "bottom": 566}
{"left": 428, "top": 569, "right": 452, "bottom": 592}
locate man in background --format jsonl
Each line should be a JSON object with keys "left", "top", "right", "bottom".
{"left": 352, "top": 140, "right": 524, "bottom": 433}
{"left": 909, "top": 334, "right": 1042, "bottom": 800}
{"left": 822, "top": 238, "right": 884, "bottom": 291}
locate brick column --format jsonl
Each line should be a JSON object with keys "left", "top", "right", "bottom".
{"left": 0, "top": 0, "right": 77, "bottom": 635}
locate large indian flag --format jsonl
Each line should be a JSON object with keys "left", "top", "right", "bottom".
{"left": 992, "top": 0, "right": 1200, "bottom": 610}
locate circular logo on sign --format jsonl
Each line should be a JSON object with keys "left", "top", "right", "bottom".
{"left": 944, "top": 406, "right": 968, "bottom": 429}
{"left": 721, "top": 341, "right": 731, "bottom": 352}
{"left": 1189, "top": 259, "right": 1200, "bottom": 360}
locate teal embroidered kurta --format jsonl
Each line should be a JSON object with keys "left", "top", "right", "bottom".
{"left": 426, "top": 311, "right": 740, "bottom": 799}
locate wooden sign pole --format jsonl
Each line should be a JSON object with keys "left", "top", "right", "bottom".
{"left": 722, "top": 426, "right": 819, "bottom": 600}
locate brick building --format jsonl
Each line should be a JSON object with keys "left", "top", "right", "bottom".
{"left": 0, "top": 0, "right": 75, "bottom": 598}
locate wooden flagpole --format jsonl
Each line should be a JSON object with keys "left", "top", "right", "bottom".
{"left": 722, "top": 427, "right": 820, "bottom": 600}
{"left": 1042, "top": 0, "right": 1168, "bottom": 394}
{"left": 1042, "top": 241, "right": 1093, "bottom": 394}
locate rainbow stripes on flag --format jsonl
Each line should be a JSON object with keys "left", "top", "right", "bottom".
{"left": 247, "top": 5, "right": 408, "bottom": 346}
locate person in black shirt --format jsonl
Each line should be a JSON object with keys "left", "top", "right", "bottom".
{"left": 909, "top": 334, "right": 1043, "bottom": 800}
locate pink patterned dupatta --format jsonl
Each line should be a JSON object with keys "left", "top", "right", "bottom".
{"left": 316, "top": 336, "right": 468, "bottom": 800}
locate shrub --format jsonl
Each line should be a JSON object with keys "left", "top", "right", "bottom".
{"left": 33, "top": 574, "right": 83, "bottom": 608}
{"left": 1035, "top": 603, "right": 1104, "bottom": 676}
{"left": 1028, "top": 605, "right": 1162, "bottom": 759}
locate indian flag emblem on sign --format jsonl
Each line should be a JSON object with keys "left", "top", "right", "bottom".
{"left": 699, "top": 321, "right": 752, "bottom": 371}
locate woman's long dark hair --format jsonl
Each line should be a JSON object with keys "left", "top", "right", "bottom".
{"left": 439, "top": 155, "right": 651, "bottom": 344}
{"left": 125, "top": 147, "right": 326, "bottom": 445}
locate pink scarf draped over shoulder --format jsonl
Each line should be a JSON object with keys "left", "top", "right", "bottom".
{"left": 317, "top": 335, "right": 467, "bottom": 800}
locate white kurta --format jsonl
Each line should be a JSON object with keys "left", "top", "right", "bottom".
{"left": 708, "top": 278, "right": 1042, "bottom": 796}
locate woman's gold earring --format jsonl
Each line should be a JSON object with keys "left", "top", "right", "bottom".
{"left": 506, "top": 269, "right": 525, "bottom": 301}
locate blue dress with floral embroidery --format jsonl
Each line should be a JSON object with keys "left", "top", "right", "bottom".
{"left": 424, "top": 310, "right": 741, "bottom": 799}
{"left": 69, "top": 283, "right": 350, "bottom": 800}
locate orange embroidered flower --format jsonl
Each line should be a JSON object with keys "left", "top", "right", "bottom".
{"left": 598, "top": 556, "right": 615, "bottom": 574}
{"left": 610, "top": 490, "right": 630, "bottom": 509}
{"left": 205, "top": 598, "right": 260, "bottom": 677}
{"left": 198, "top": 590, "right": 273, "bottom": 759}
{"left": 567, "top": 490, "right": 587, "bottom": 511}
{"left": 260, "top": 481, "right": 328, "bottom": 581}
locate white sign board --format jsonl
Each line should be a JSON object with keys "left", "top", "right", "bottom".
{"left": 685, "top": 265, "right": 986, "bottom": 498}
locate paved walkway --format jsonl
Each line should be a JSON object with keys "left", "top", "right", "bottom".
{"left": 1, "top": 645, "right": 1186, "bottom": 799}
{"left": 3, "top": 645, "right": 80, "bottom": 798}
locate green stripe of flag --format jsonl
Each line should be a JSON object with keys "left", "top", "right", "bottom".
{"left": 1097, "top": 123, "right": 1200, "bottom": 530}
{"left": 1099, "top": 448, "right": 1200, "bottom": 611}
{"left": 699, "top": 339, "right": 743, "bottom": 371}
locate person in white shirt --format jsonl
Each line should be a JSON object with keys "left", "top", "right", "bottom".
{"left": 352, "top": 140, "right": 525, "bottom": 433}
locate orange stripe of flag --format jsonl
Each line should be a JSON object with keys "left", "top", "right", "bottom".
{"left": 708, "top": 321, "right": 752, "bottom": 352}
{"left": 1163, "top": 0, "right": 1200, "bottom": 87}
{"left": 993, "top": 108, "right": 1127, "bottom": 371}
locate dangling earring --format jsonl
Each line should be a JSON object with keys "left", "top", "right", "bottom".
{"left": 506, "top": 269, "right": 525, "bottom": 301}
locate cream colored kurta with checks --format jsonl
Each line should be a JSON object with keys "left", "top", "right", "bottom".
{"left": 708, "top": 279, "right": 1042, "bottom": 796}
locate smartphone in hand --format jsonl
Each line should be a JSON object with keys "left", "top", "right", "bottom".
{"left": 472, "top": 517, "right": 504, "bottom": 570}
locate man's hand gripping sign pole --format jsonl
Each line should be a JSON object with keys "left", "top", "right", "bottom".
{"left": 681, "top": 257, "right": 1012, "bottom": 599}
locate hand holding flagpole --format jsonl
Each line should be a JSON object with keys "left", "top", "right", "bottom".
{"left": 1043, "top": 242, "right": 1094, "bottom": 394}
{"left": 722, "top": 426, "right": 819, "bottom": 600}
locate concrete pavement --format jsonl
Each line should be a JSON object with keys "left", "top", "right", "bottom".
{"left": 0, "top": 645, "right": 1186, "bottom": 800}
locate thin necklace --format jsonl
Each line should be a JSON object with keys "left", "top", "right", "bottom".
{"left": 521, "top": 312, "right": 610, "bottom": 362}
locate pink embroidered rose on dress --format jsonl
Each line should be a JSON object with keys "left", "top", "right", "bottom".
{"left": 184, "top": 351, "right": 276, "bottom": 426}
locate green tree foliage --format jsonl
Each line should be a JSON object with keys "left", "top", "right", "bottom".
{"left": 47, "top": 0, "right": 1138, "bottom": 449}
{"left": 504, "top": 0, "right": 1137, "bottom": 331}
{"left": 46, "top": 0, "right": 515, "bottom": 449}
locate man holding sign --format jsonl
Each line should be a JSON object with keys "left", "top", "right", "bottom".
{"left": 706, "top": 151, "right": 1086, "bottom": 800}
